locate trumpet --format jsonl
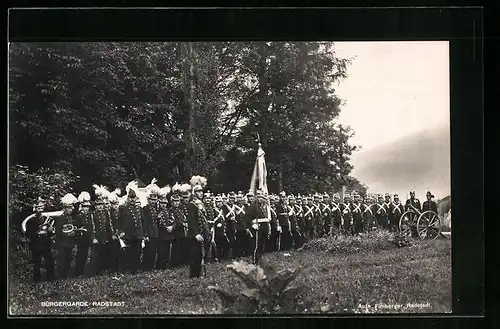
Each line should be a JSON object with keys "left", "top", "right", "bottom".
{"left": 61, "top": 224, "right": 88, "bottom": 236}
{"left": 37, "top": 216, "right": 55, "bottom": 235}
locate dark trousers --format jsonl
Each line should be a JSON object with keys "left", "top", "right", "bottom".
{"left": 343, "top": 218, "right": 353, "bottom": 235}
{"left": 107, "top": 239, "right": 122, "bottom": 272}
{"left": 215, "top": 233, "right": 229, "bottom": 260}
{"left": 156, "top": 239, "right": 172, "bottom": 270}
{"left": 233, "top": 230, "right": 248, "bottom": 258}
{"left": 142, "top": 238, "right": 158, "bottom": 271}
{"left": 376, "top": 215, "right": 390, "bottom": 230}
{"left": 57, "top": 246, "right": 73, "bottom": 279}
{"left": 225, "top": 229, "right": 236, "bottom": 259}
{"left": 122, "top": 239, "right": 142, "bottom": 273}
{"left": 31, "top": 244, "right": 55, "bottom": 282}
{"left": 353, "top": 217, "right": 364, "bottom": 234}
{"left": 323, "top": 220, "right": 332, "bottom": 237}
{"left": 266, "top": 226, "right": 278, "bottom": 253}
{"left": 292, "top": 230, "right": 304, "bottom": 250}
{"left": 389, "top": 215, "right": 399, "bottom": 232}
{"left": 278, "top": 228, "right": 293, "bottom": 251}
{"left": 251, "top": 230, "right": 266, "bottom": 264}
{"left": 75, "top": 243, "right": 89, "bottom": 276}
{"left": 189, "top": 238, "right": 204, "bottom": 278}
{"left": 87, "top": 243, "right": 108, "bottom": 277}
{"left": 169, "top": 238, "right": 183, "bottom": 267}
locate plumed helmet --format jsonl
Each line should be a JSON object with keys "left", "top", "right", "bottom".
{"left": 158, "top": 185, "right": 171, "bottom": 199}
{"left": 179, "top": 183, "right": 192, "bottom": 196}
{"left": 93, "top": 184, "right": 110, "bottom": 204}
{"left": 146, "top": 178, "right": 162, "bottom": 198}
{"left": 78, "top": 191, "right": 91, "bottom": 204}
{"left": 171, "top": 182, "right": 182, "bottom": 195}
{"left": 189, "top": 175, "right": 207, "bottom": 193}
{"left": 61, "top": 193, "right": 78, "bottom": 206}
{"left": 107, "top": 188, "right": 121, "bottom": 204}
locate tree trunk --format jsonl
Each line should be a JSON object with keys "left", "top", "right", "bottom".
{"left": 184, "top": 43, "right": 196, "bottom": 179}
{"left": 278, "top": 158, "right": 283, "bottom": 193}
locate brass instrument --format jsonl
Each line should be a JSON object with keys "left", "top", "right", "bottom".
{"left": 22, "top": 210, "right": 63, "bottom": 235}
{"left": 37, "top": 216, "right": 55, "bottom": 235}
{"left": 62, "top": 224, "right": 88, "bottom": 236}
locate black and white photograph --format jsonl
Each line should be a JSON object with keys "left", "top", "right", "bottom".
{"left": 8, "top": 40, "right": 452, "bottom": 315}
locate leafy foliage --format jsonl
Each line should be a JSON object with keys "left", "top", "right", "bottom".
{"left": 9, "top": 41, "right": 361, "bottom": 193}
{"left": 208, "top": 257, "right": 305, "bottom": 314}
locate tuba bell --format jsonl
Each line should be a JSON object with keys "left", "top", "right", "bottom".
{"left": 37, "top": 215, "right": 56, "bottom": 236}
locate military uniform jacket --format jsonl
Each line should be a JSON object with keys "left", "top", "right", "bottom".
{"left": 118, "top": 202, "right": 144, "bottom": 240}
{"left": 330, "top": 202, "right": 342, "bottom": 221}
{"left": 361, "top": 203, "right": 375, "bottom": 217}
{"left": 276, "top": 202, "right": 290, "bottom": 228}
{"left": 390, "top": 203, "right": 405, "bottom": 218}
{"left": 374, "top": 203, "right": 387, "bottom": 216}
{"left": 142, "top": 204, "right": 160, "bottom": 238}
{"left": 312, "top": 202, "right": 323, "bottom": 225}
{"left": 204, "top": 204, "right": 216, "bottom": 226}
{"left": 244, "top": 201, "right": 271, "bottom": 236}
{"left": 383, "top": 202, "right": 392, "bottom": 217}
{"left": 321, "top": 202, "right": 332, "bottom": 223}
{"left": 269, "top": 204, "right": 278, "bottom": 229}
{"left": 288, "top": 204, "right": 298, "bottom": 232}
{"left": 108, "top": 207, "right": 121, "bottom": 238}
{"left": 223, "top": 204, "right": 237, "bottom": 231}
{"left": 339, "top": 203, "right": 352, "bottom": 220}
{"left": 303, "top": 204, "right": 315, "bottom": 230}
{"left": 213, "top": 206, "right": 227, "bottom": 236}
{"left": 234, "top": 202, "right": 247, "bottom": 231}
{"left": 405, "top": 198, "right": 422, "bottom": 213}
{"left": 92, "top": 210, "right": 112, "bottom": 244}
{"left": 55, "top": 212, "right": 76, "bottom": 249}
{"left": 294, "top": 204, "right": 305, "bottom": 232}
{"left": 350, "top": 202, "right": 363, "bottom": 221}
{"left": 187, "top": 199, "right": 210, "bottom": 240}
{"left": 170, "top": 206, "right": 187, "bottom": 238}
{"left": 422, "top": 200, "right": 438, "bottom": 213}
{"left": 157, "top": 208, "right": 175, "bottom": 240}
{"left": 26, "top": 213, "right": 54, "bottom": 250}
{"left": 74, "top": 211, "right": 93, "bottom": 246}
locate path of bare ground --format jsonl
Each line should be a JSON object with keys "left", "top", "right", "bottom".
{"left": 9, "top": 237, "right": 451, "bottom": 315}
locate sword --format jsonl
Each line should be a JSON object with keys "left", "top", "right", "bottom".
{"left": 201, "top": 240, "right": 206, "bottom": 277}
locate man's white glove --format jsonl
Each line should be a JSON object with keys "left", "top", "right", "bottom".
{"left": 217, "top": 223, "right": 223, "bottom": 228}
{"left": 111, "top": 235, "right": 118, "bottom": 240}
{"left": 144, "top": 237, "right": 150, "bottom": 242}
{"left": 183, "top": 223, "right": 188, "bottom": 227}
{"left": 277, "top": 226, "right": 282, "bottom": 233}
{"left": 92, "top": 238, "right": 98, "bottom": 244}
{"left": 252, "top": 223, "right": 258, "bottom": 230}
{"left": 167, "top": 227, "right": 173, "bottom": 233}
{"left": 343, "top": 209, "right": 349, "bottom": 214}
{"left": 119, "top": 232, "right": 125, "bottom": 238}
{"left": 195, "top": 234, "right": 204, "bottom": 242}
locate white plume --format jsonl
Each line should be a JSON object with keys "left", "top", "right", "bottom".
{"left": 61, "top": 193, "right": 78, "bottom": 206}
{"left": 77, "top": 191, "right": 91, "bottom": 203}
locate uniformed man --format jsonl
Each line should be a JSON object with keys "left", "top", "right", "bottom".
{"left": 420, "top": 191, "right": 440, "bottom": 238}
{"left": 204, "top": 192, "right": 218, "bottom": 262}
{"left": 212, "top": 195, "right": 228, "bottom": 261}
{"left": 245, "top": 189, "right": 271, "bottom": 264}
{"left": 55, "top": 193, "right": 79, "bottom": 279}
{"left": 390, "top": 194, "right": 405, "bottom": 232}
{"left": 179, "top": 184, "right": 192, "bottom": 266}
{"left": 142, "top": 182, "right": 161, "bottom": 271}
{"left": 265, "top": 195, "right": 278, "bottom": 252}
{"left": 288, "top": 195, "right": 303, "bottom": 250}
{"left": 297, "top": 195, "right": 307, "bottom": 241}
{"left": 223, "top": 192, "right": 238, "bottom": 258}
{"left": 106, "top": 188, "right": 122, "bottom": 273}
{"left": 276, "top": 192, "right": 292, "bottom": 251}
{"left": 361, "top": 195, "right": 376, "bottom": 231}
{"left": 405, "top": 190, "right": 422, "bottom": 213}
{"left": 245, "top": 192, "right": 255, "bottom": 207}
{"left": 117, "top": 183, "right": 144, "bottom": 274}
{"left": 25, "top": 197, "right": 55, "bottom": 282}
{"left": 156, "top": 186, "right": 173, "bottom": 270}
{"left": 303, "top": 196, "right": 315, "bottom": 240}
{"left": 312, "top": 194, "right": 324, "bottom": 238}
{"left": 382, "top": 193, "right": 393, "bottom": 230}
{"left": 168, "top": 192, "right": 186, "bottom": 267}
{"left": 340, "top": 193, "right": 353, "bottom": 235}
{"left": 234, "top": 191, "right": 251, "bottom": 257}
{"left": 74, "top": 192, "right": 92, "bottom": 277}
{"left": 330, "top": 193, "right": 343, "bottom": 236}
{"left": 350, "top": 193, "right": 364, "bottom": 235}
{"left": 321, "top": 193, "right": 332, "bottom": 237}
{"left": 88, "top": 185, "right": 113, "bottom": 277}
{"left": 187, "top": 176, "right": 211, "bottom": 278}
{"left": 374, "top": 194, "right": 388, "bottom": 230}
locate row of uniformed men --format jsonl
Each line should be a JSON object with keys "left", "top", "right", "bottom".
{"left": 25, "top": 176, "right": 437, "bottom": 282}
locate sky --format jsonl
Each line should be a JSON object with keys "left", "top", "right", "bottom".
{"left": 332, "top": 41, "right": 451, "bottom": 201}
{"left": 333, "top": 41, "right": 450, "bottom": 151}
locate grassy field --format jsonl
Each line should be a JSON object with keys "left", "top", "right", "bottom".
{"left": 9, "top": 233, "right": 451, "bottom": 315}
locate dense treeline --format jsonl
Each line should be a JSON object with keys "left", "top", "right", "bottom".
{"left": 9, "top": 41, "right": 367, "bottom": 216}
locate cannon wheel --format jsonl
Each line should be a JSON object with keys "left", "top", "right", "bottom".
{"left": 416, "top": 210, "right": 441, "bottom": 240}
{"left": 399, "top": 211, "right": 417, "bottom": 237}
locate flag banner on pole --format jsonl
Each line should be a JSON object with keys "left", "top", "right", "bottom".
{"left": 249, "top": 143, "right": 271, "bottom": 219}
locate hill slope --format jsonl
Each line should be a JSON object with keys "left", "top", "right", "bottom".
{"left": 351, "top": 124, "right": 450, "bottom": 200}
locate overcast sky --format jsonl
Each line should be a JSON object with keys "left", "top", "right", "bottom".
{"left": 333, "top": 41, "right": 450, "bottom": 151}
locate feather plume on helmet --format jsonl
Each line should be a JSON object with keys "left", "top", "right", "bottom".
{"left": 189, "top": 175, "right": 207, "bottom": 193}
{"left": 78, "top": 191, "right": 91, "bottom": 203}
{"left": 171, "top": 182, "right": 182, "bottom": 195}
{"left": 176, "top": 183, "right": 192, "bottom": 197}
{"left": 145, "top": 178, "right": 162, "bottom": 198}
{"left": 158, "top": 185, "right": 171, "bottom": 197}
{"left": 61, "top": 193, "right": 78, "bottom": 206}
{"left": 107, "top": 188, "right": 121, "bottom": 204}
{"left": 93, "top": 184, "right": 111, "bottom": 204}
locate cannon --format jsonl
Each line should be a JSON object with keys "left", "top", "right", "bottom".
{"left": 398, "top": 204, "right": 442, "bottom": 240}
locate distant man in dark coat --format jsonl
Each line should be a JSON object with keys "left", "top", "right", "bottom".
{"left": 390, "top": 194, "right": 405, "bottom": 232}
{"left": 156, "top": 187, "right": 174, "bottom": 270}
{"left": 245, "top": 190, "right": 271, "bottom": 264}
{"left": 73, "top": 192, "right": 93, "bottom": 276}
{"left": 169, "top": 193, "right": 187, "bottom": 267}
{"left": 88, "top": 188, "right": 113, "bottom": 277}
{"left": 187, "top": 180, "right": 211, "bottom": 278}
{"left": 117, "top": 187, "right": 144, "bottom": 274}
{"left": 142, "top": 189, "right": 160, "bottom": 271}
{"left": 25, "top": 197, "right": 55, "bottom": 282}
{"left": 213, "top": 196, "right": 229, "bottom": 260}
{"left": 351, "top": 193, "right": 364, "bottom": 235}
{"left": 55, "top": 193, "right": 80, "bottom": 279}
{"left": 276, "top": 192, "right": 292, "bottom": 251}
